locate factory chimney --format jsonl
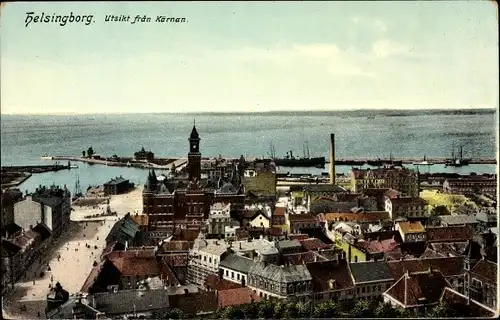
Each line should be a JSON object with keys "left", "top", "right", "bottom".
{"left": 329, "top": 134, "right": 336, "bottom": 185}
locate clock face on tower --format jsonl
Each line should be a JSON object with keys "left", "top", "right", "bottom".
{"left": 193, "top": 143, "right": 198, "bottom": 151}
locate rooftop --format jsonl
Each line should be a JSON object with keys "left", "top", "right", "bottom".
{"left": 300, "top": 238, "right": 331, "bottom": 251}
{"left": 104, "top": 176, "right": 129, "bottom": 186}
{"left": 470, "top": 259, "right": 497, "bottom": 284}
{"left": 384, "top": 269, "right": 450, "bottom": 307}
{"left": 205, "top": 274, "right": 243, "bottom": 291}
{"left": 288, "top": 213, "right": 318, "bottom": 222}
{"left": 217, "top": 287, "right": 261, "bottom": 308}
{"left": 355, "top": 238, "right": 399, "bottom": 254}
{"left": 219, "top": 253, "right": 254, "bottom": 274}
{"left": 282, "top": 251, "right": 327, "bottom": 265}
{"left": 306, "top": 260, "right": 354, "bottom": 292}
{"left": 249, "top": 262, "right": 312, "bottom": 283}
{"left": 437, "top": 214, "right": 479, "bottom": 226}
{"left": 425, "top": 225, "right": 475, "bottom": 243}
{"left": 387, "top": 256, "right": 465, "bottom": 279}
{"left": 109, "top": 256, "right": 160, "bottom": 277}
{"left": 398, "top": 221, "right": 425, "bottom": 234}
{"left": 320, "top": 211, "right": 389, "bottom": 223}
{"left": 440, "top": 287, "right": 496, "bottom": 317}
{"left": 349, "top": 261, "right": 393, "bottom": 284}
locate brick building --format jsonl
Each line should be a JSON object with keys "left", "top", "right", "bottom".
{"left": 142, "top": 125, "right": 245, "bottom": 238}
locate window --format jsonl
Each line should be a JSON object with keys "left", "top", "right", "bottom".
{"left": 237, "top": 274, "right": 240, "bottom": 280}
{"left": 209, "top": 257, "right": 212, "bottom": 263}
{"left": 231, "top": 272, "right": 234, "bottom": 279}
{"left": 354, "top": 256, "right": 358, "bottom": 263}
{"left": 203, "top": 256, "right": 206, "bottom": 262}
{"left": 225, "top": 270, "right": 229, "bottom": 276}
{"left": 361, "top": 287, "right": 365, "bottom": 293}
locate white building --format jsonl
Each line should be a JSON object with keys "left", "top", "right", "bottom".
{"left": 13, "top": 196, "right": 44, "bottom": 231}
{"left": 249, "top": 211, "right": 270, "bottom": 228}
{"left": 206, "top": 203, "right": 232, "bottom": 236}
{"left": 187, "top": 234, "right": 230, "bottom": 285}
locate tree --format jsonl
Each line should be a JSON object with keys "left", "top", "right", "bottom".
{"left": 351, "top": 300, "right": 374, "bottom": 318}
{"left": 152, "top": 308, "right": 186, "bottom": 319}
{"left": 430, "top": 302, "right": 460, "bottom": 318}
{"left": 282, "top": 301, "right": 299, "bottom": 319}
{"left": 257, "top": 299, "right": 275, "bottom": 319}
{"left": 87, "top": 147, "right": 94, "bottom": 158}
{"left": 312, "top": 300, "right": 342, "bottom": 318}
{"left": 272, "top": 299, "right": 288, "bottom": 319}
{"left": 82, "top": 150, "right": 86, "bottom": 157}
{"left": 374, "top": 301, "right": 398, "bottom": 318}
{"left": 431, "top": 205, "right": 450, "bottom": 216}
{"left": 395, "top": 307, "right": 413, "bottom": 318}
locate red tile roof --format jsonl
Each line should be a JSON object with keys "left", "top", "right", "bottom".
{"left": 387, "top": 257, "right": 465, "bottom": 279}
{"left": 398, "top": 221, "right": 425, "bottom": 234}
{"left": 217, "top": 287, "right": 261, "bottom": 308}
{"left": 300, "top": 238, "right": 331, "bottom": 251}
{"left": 355, "top": 238, "right": 399, "bottom": 254}
{"left": 106, "top": 248, "right": 156, "bottom": 260}
{"left": 109, "top": 256, "right": 160, "bottom": 276}
{"left": 470, "top": 260, "right": 497, "bottom": 285}
{"left": 425, "top": 225, "right": 475, "bottom": 243}
{"left": 274, "top": 207, "right": 286, "bottom": 216}
{"left": 80, "top": 261, "right": 105, "bottom": 293}
{"left": 384, "top": 270, "right": 450, "bottom": 307}
{"left": 163, "top": 253, "right": 188, "bottom": 267}
{"left": 306, "top": 260, "right": 354, "bottom": 292}
{"left": 282, "top": 251, "right": 327, "bottom": 265}
{"left": 321, "top": 211, "right": 389, "bottom": 223}
{"left": 159, "top": 240, "right": 193, "bottom": 252}
{"left": 288, "top": 214, "right": 317, "bottom": 222}
{"left": 204, "top": 274, "right": 242, "bottom": 291}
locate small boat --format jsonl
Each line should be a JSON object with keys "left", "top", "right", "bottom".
{"left": 412, "top": 155, "right": 434, "bottom": 166}
{"left": 41, "top": 154, "right": 52, "bottom": 160}
{"left": 413, "top": 161, "right": 435, "bottom": 166}
{"left": 70, "top": 165, "right": 79, "bottom": 169}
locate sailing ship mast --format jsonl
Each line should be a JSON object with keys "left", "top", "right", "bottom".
{"left": 306, "top": 140, "right": 310, "bottom": 158}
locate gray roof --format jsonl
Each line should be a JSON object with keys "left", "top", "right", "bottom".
{"left": 219, "top": 253, "right": 253, "bottom": 273}
{"left": 438, "top": 215, "right": 478, "bottom": 225}
{"left": 249, "top": 262, "right": 312, "bottom": 283}
{"left": 105, "top": 217, "right": 139, "bottom": 245}
{"left": 349, "top": 261, "right": 393, "bottom": 284}
{"left": 90, "top": 288, "right": 171, "bottom": 315}
{"left": 277, "top": 240, "right": 302, "bottom": 250}
{"left": 104, "top": 177, "right": 129, "bottom": 186}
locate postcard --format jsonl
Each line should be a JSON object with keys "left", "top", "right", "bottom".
{"left": 1, "top": 1, "right": 498, "bottom": 319}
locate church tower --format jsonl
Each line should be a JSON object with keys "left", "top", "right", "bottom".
{"left": 188, "top": 122, "right": 201, "bottom": 181}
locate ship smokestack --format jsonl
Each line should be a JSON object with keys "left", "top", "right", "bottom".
{"left": 330, "top": 134, "right": 336, "bottom": 185}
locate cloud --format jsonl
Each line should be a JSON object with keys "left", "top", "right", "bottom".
{"left": 372, "top": 39, "right": 411, "bottom": 58}
{"left": 374, "top": 19, "right": 387, "bottom": 32}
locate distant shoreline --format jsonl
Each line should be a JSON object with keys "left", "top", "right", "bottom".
{"left": 1, "top": 107, "right": 497, "bottom": 117}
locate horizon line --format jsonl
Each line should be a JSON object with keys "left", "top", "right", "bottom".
{"left": 1, "top": 106, "right": 497, "bottom": 116}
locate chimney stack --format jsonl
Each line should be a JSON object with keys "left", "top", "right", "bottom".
{"left": 329, "top": 134, "right": 336, "bottom": 185}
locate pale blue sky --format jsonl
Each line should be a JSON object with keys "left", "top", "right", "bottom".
{"left": 1, "top": 1, "right": 498, "bottom": 114}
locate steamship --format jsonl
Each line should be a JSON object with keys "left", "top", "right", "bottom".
{"left": 270, "top": 142, "right": 326, "bottom": 168}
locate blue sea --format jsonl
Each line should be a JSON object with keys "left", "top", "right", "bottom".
{"left": 1, "top": 110, "right": 498, "bottom": 194}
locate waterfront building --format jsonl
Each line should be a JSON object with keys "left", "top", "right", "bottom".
{"left": 13, "top": 185, "right": 71, "bottom": 237}
{"left": 103, "top": 176, "right": 134, "bottom": 196}
{"left": 1, "top": 188, "right": 23, "bottom": 228}
{"left": 350, "top": 167, "right": 419, "bottom": 197}
{"left": 443, "top": 176, "right": 497, "bottom": 195}
{"left": 142, "top": 125, "right": 245, "bottom": 241}
{"left": 134, "top": 146, "right": 155, "bottom": 161}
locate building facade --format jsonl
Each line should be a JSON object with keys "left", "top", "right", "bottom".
{"left": 143, "top": 125, "right": 245, "bottom": 237}
{"left": 351, "top": 167, "right": 419, "bottom": 197}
